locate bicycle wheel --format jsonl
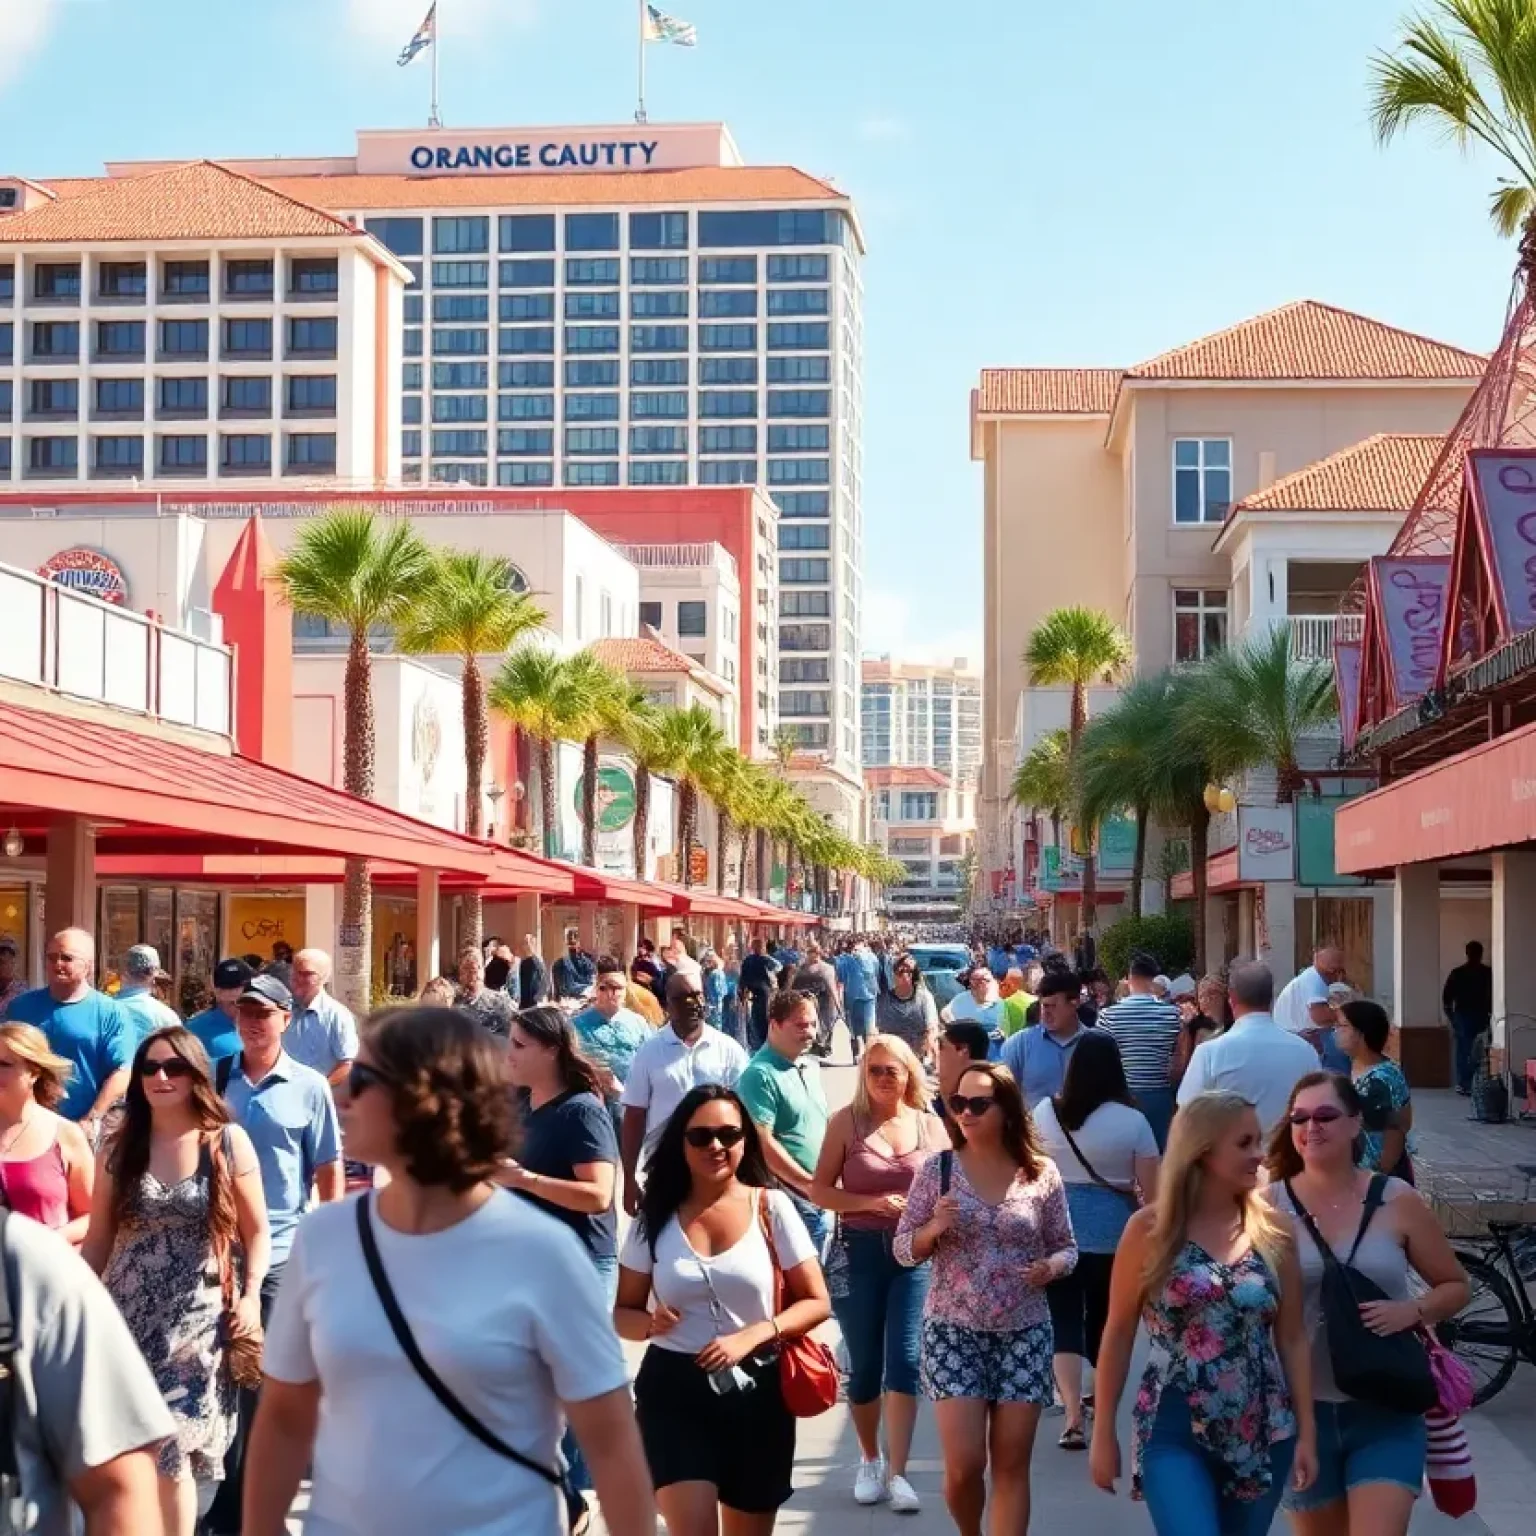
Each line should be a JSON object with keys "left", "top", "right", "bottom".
{"left": 1434, "top": 1250, "right": 1523, "bottom": 1407}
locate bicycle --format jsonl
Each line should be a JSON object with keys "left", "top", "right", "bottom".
{"left": 1420, "top": 1162, "right": 1536, "bottom": 1406}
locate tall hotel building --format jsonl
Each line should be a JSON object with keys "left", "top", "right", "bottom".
{"left": 0, "top": 122, "right": 867, "bottom": 771}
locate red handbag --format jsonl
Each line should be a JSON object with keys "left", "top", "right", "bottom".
{"left": 758, "top": 1192, "right": 839, "bottom": 1417}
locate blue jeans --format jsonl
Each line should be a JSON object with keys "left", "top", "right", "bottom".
{"left": 1142, "top": 1395, "right": 1294, "bottom": 1536}
{"left": 1137, "top": 1086, "right": 1175, "bottom": 1152}
{"left": 829, "top": 1227, "right": 929, "bottom": 1402}
{"left": 1451, "top": 1011, "right": 1486, "bottom": 1093}
{"left": 787, "top": 1190, "right": 830, "bottom": 1256}
{"left": 563, "top": 1254, "right": 619, "bottom": 1492}
{"left": 845, "top": 997, "right": 876, "bottom": 1042}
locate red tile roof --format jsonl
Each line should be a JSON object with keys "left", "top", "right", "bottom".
{"left": 974, "top": 368, "right": 1121, "bottom": 415}
{"left": 864, "top": 766, "right": 951, "bottom": 788}
{"left": 1233, "top": 433, "right": 1442, "bottom": 514}
{"left": 1127, "top": 300, "right": 1485, "bottom": 382}
{"left": 590, "top": 630, "right": 716, "bottom": 680}
{"left": 0, "top": 161, "right": 366, "bottom": 244}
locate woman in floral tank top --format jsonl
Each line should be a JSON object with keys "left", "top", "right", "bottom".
{"left": 1089, "top": 1089, "right": 1316, "bottom": 1535}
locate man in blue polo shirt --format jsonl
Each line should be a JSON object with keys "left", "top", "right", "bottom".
{"left": 205, "top": 970, "right": 343, "bottom": 1535}
{"left": 284, "top": 947, "right": 358, "bottom": 1085}
{"left": 184, "top": 957, "right": 252, "bottom": 1066}
{"left": 1001, "top": 968, "right": 1088, "bottom": 1108}
{"left": 834, "top": 938, "right": 880, "bottom": 1064}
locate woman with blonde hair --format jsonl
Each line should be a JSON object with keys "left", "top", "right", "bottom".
{"left": 1090, "top": 1091, "right": 1316, "bottom": 1535}
{"left": 416, "top": 975, "right": 457, "bottom": 1008}
{"left": 811, "top": 1033, "right": 950, "bottom": 1511}
{"left": 0, "top": 1022, "right": 94, "bottom": 1242}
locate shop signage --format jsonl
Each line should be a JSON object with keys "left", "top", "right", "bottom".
{"left": 408, "top": 138, "right": 662, "bottom": 172}
{"left": 572, "top": 762, "right": 637, "bottom": 832}
{"left": 1372, "top": 556, "right": 1451, "bottom": 704}
{"left": 1468, "top": 450, "right": 1536, "bottom": 632}
{"left": 1296, "top": 798, "right": 1365, "bottom": 888}
{"left": 1236, "top": 804, "right": 1295, "bottom": 883}
{"left": 688, "top": 845, "right": 709, "bottom": 885}
{"left": 37, "top": 547, "right": 128, "bottom": 606}
{"left": 1335, "top": 640, "right": 1363, "bottom": 753}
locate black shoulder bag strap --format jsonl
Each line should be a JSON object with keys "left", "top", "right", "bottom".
{"left": 1284, "top": 1175, "right": 1388, "bottom": 1272}
{"left": 215, "top": 1055, "right": 235, "bottom": 1096}
{"left": 354, "top": 1196, "right": 563, "bottom": 1489}
{"left": 0, "top": 1210, "right": 21, "bottom": 1514}
{"left": 939, "top": 1149, "right": 953, "bottom": 1195}
{"left": 1057, "top": 1120, "right": 1138, "bottom": 1207}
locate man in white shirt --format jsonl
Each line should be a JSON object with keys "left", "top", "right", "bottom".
{"left": 1273, "top": 947, "right": 1344, "bottom": 1035}
{"left": 620, "top": 970, "right": 747, "bottom": 1214}
{"left": 1177, "top": 961, "right": 1321, "bottom": 1138}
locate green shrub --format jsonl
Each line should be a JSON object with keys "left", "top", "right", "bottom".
{"left": 1098, "top": 912, "right": 1195, "bottom": 981}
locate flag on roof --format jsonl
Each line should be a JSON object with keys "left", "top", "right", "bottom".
{"left": 397, "top": 3, "right": 436, "bottom": 66}
{"left": 643, "top": 5, "right": 697, "bottom": 46}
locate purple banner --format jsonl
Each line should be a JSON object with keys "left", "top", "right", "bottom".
{"left": 1469, "top": 450, "right": 1536, "bottom": 633}
{"left": 1373, "top": 557, "right": 1451, "bottom": 705}
{"left": 1335, "top": 640, "right": 1362, "bottom": 752}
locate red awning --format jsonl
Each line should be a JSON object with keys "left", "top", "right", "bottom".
{"left": 1335, "top": 716, "right": 1536, "bottom": 874}
{"left": 648, "top": 883, "right": 761, "bottom": 920}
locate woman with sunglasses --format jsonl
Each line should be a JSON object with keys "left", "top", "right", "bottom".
{"left": 810, "top": 1033, "right": 949, "bottom": 1511}
{"left": 0, "top": 1022, "right": 95, "bottom": 1243}
{"left": 1264, "top": 1072, "right": 1467, "bottom": 1536}
{"left": 875, "top": 953, "right": 939, "bottom": 1065}
{"left": 248, "top": 1007, "right": 654, "bottom": 1536}
{"left": 83, "top": 1026, "right": 269, "bottom": 1535}
{"left": 894, "top": 1062, "right": 1076, "bottom": 1536}
{"left": 614, "top": 1084, "right": 831, "bottom": 1536}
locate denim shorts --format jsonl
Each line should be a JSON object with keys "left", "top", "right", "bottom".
{"left": 1284, "top": 1399, "right": 1425, "bottom": 1512}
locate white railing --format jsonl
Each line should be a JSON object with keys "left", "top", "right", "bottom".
{"left": 0, "top": 562, "right": 232, "bottom": 736}
{"left": 1288, "top": 613, "right": 1363, "bottom": 662}
{"left": 617, "top": 542, "right": 737, "bottom": 578}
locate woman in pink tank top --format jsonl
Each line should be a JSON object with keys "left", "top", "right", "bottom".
{"left": 0, "top": 1023, "right": 94, "bottom": 1241}
{"left": 812, "top": 1033, "right": 949, "bottom": 1513}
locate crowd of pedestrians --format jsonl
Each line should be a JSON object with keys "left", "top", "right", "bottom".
{"left": 0, "top": 916, "right": 1478, "bottom": 1535}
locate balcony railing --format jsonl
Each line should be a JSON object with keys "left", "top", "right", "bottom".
{"left": 617, "top": 542, "right": 738, "bottom": 578}
{"left": 0, "top": 561, "right": 232, "bottom": 736}
{"left": 1288, "top": 613, "right": 1363, "bottom": 662}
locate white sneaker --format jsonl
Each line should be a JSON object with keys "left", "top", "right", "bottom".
{"left": 853, "top": 1457, "right": 887, "bottom": 1505}
{"left": 887, "top": 1474, "right": 921, "bottom": 1514}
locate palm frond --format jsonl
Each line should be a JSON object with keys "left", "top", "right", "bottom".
{"left": 274, "top": 508, "right": 435, "bottom": 633}
{"left": 1023, "top": 607, "right": 1132, "bottom": 690}
{"left": 396, "top": 549, "right": 548, "bottom": 658}
{"left": 1011, "top": 729, "right": 1072, "bottom": 816}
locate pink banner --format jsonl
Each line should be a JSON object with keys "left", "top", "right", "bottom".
{"left": 1373, "top": 557, "right": 1452, "bottom": 706}
{"left": 1468, "top": 450, "right": 1536, "bottom": 634}
{"left": 1335, "top": 640, "right": 1362, "bottom": 753}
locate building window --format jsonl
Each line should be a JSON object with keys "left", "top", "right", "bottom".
{"left": 403, "top": 295, "right": 425, "bottom": 324}
{"left": 767, "top": 355, "right": 830, "bottom": 383}
{"left": 286, "top": 375, "right": 338, "bottom": 414}
{"left": 700, "top": 290, "right": 757, "bottom": 318}
{"left": 33, "top": 263, "right": 80, "bottom": 300}
{"left": 698, "top": 390, "right": 757, "bottom": 418}
{"left": 767, "top": 389, "right": 830, "bottom": 417}
{"left": 639, "top": 601, "right": 663, "bottom": 629}
{"left": 1173, "top": 438, "right": 1232, "bottom": 524}
{"left": 565, "top": 213, "right": 620, "bottom": 252}
{"left": 0, "top": 323, "right": 10, "bottom": 363}
{"left": 225, "top": 259, "right": 274, "bottom": 298}
{"left": 431, "top": 362, "right": 487, "bottom": 389}
{"left": 780, "top": 623, "right": 831, "bottom": 651}
{"left": 499, "top": 393, "right": 554, "bottom": 420}
{"left": 781, "top": 657, "right": 829, "bottom": 682}
{"left": 700, "top": 356, "right": 757, "bottom": 385}
{"left": 768, "top": 457, "right": 829, "bottom": 484}
{"left": 698, "top": 324, "right": 757, "bottom": 352}
{"left": 678, "top": 601, "right": 707, "bottom": 637}
{"left": 630, "top": 391, "right": 689, "bottom": 419}
{"left": 787, "top": 723, "right": 831, "bottom": 748}
{"left": 286, "top": 432, "right": 337, "bottom": 473}
{"left": 565, "top": 325, "right": 620, "bottom": 353}
{"left": 698, "top": 256, "right": 758, "bottom": 285}
{"left": 781, "top": 591, "right": 831, "bottom": 617}
{"left": 699, "top": 459, "right": 757, "bottom": 485}
{"left": 501, "top": 293, "right": 554, "bottom": 322}
{"left": 698, "top": 210, "right": 845, "bottom": 247}
{"left": 780, "top": 524, "right": 830, "bottom": 549}
{"left": 403, "top": 329, "right": 423, "bottom": 357}
{"left": 290, "top": 257, "right": 339, "bottom": 296}
{"left": 630, "top": 425, "right": 686, "bottom": 454}
{"left": 767, "top": 253, "right": 830, "bottom": 282}
{"left": 630, "top": 460, "right": 687, "bottom": 485}
{"left": 161, "top": 260, "right": 210, "bottom": 299}
{"left": 780, "top": 558, "right": 830, "bottom": 584}
{"left": 434, "top": 294, "right": 491, "bottom": 323}
{"left": 500, "top": 214, "right": 556, "bottom": 252}
{"left": 498, "top": 461, "right": 554, "bottom": 486}
{"left": 631, "top": 290, "right": 689, "bottom": 318}
{"left": 768, "top": 424, "right": 830, "bottom": 452}
{"left": 287, "top": 316, "right": 338, "bottom": 357}
{"left": 781, "top": 690, "right": 830, "bottom": 717}
{"left": 565, "top": 291, "right": 620, "bottom": 321}
{"left": 565, "top": 426, "right": 620, "bottom": 456}
{"left": 433, "top": 261, "right": 490, "bottom": 288}
{"left": 158, "top": 319, "right": 208, "bottom": 359}
{"left": 431, "top": 393, "right": 488, "bottom": 423}
{"left": 157, "top": 377, "right": 208, "bottom": 418}
{"left": 221, "top": 317, "right": 272, "bottom": 358}
{"left": 502, "top": 360, "right": 555, "bottom": 388}
{"left": 699, "top": 424, "right": 756, "bottom": 454}
{"left": 402, "top": 395, "right": 423, "bottom": 424}
{"left": 402, "top": 430, "right": 422, "bottom": 457}
{"left": 767, "top": 322, "right": 830, "bottom": 351}
{"left": 1173, "top": 588, "right": 1228, "bottom": 662}
{"left": 93, "top": 435, "right": 144, "bottom": 475}
{"left": 566, "top": 394, "right": 620, "bottom": 420}
{"left": 365, "top": 217, "right": 425, "bottom": 256}
{"left": 431, "top": 462, "right": 489, "bottom": 486}
{"left": 498, "top": 428, "right": 554, "bottom": 456}
{"left": 31, "top": 321, "right": 79, "bottom": 359}
{"left": 158, "top": 434, "right": 208, "bottom": 474}
{"left": 899, "top": 792, "right": 938, "bottom": 821}
{"left": 564, "top": 460, "right": 620, "bottom": 486}
{"left": 630, "top": 211, "right": 688, "bottom": 249}
{"left": 220, "top": 433, "right": 272, "bottom": 474}
{"left": 95, "top": 378, "right": 144, "bottom": 417}
{"left": 631, "top": 358, "right": 688, "bottom": 386}
{"left": 433, "top": 216, "right": 491, "bottom": 254}
{"left": 0, "top": 264, "right": 13, "bottom": 302}
{"left": 774, "top": 490, "right": 830, "bottom": 517}
{"left": 766, "top": 287, "right": 829, "bottom": 316}
{"left": 29, "top": 378, "right": 78, "bottom": 418}
{"left": 631, "top": 256, "right": 688, "bottom": 285}
{"left": 26, "top": 436, "right": 77, "bottom": 474}
{"left": 631, "top": 325, "right": 688, "bottom": 353}
{"left": 499, "top": 258, "right": 556, "bottom": 289}
{"left": 98, "top": 262, "right": 146, "bottom": 299}
{"left": 432, "top": 430, "right": 489, "bottom": 457}
{"left": 435, "top": 326, "right": 494, "bottom": 357}
{"left": 499, "top": 327, "right": 554, "bottom": 356}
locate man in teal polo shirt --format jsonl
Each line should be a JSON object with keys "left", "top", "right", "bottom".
{"left": 737, "top": 987, "right": 830, "bottom": 1250}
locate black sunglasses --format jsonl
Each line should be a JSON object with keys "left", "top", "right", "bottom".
{"left": 684, "top": 1124, "right": 746, "bottom": 1150}
{"left": 139, "top": 1057, "right": 194, "bottom": 1081}
{"left": 347, "top": 1061, "right": 394, "bottom": 1098}
{"left": 1289, "top": 1105, "right": 1348, "bottom": 1127}
{"left": 948, "top": 1094, "right": 997, "bottom": 1118}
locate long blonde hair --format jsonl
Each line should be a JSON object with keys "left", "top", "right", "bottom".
{"left": 852, "top": 1034, "right": 929, "bottom": 1118}
{"left": 0, "top": 1024, "right": 73, "bottom": 1109}
{"left": 1141, "top": 1090, "right": 1290, "bottom": 1299}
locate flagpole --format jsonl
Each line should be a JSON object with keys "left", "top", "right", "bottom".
{"left": 430, "top": 5, "right": 442, "bottom": 127}
{"left": 636, "top": 0, "right": 648, "bottom": 124}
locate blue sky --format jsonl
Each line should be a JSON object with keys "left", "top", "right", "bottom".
{"left": 0, "top": 0, "right": 1519, "bottom": 663}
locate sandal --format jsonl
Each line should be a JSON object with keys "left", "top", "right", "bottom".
{"left": 1058, "top": 1424, "right": 1086, "bottom": 1450}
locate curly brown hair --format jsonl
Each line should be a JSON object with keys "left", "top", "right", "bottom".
{"left": 365, "top": 1006, "right": 516, "bottom": 1191}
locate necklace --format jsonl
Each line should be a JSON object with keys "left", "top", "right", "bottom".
{"left": 0, "top": 1109, "right": 34, "bottom": 1158}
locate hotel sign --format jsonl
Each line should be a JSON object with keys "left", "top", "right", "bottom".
{"left": 355, "top": 125, "right": 732, "bottom": 177}
{"left": 409, "top": 139, "right": 661, "bottom": 172}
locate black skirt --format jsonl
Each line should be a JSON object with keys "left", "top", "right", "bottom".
{"left": 633, "top": 1345, "right": 796, "bottom": 1512}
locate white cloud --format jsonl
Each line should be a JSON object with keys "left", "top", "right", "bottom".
{"left": 345, "top": 0, "right": 537, "bottom": 45}
{"left": 862, "top": 589, "right": 980, "bottom": 669}
{"left": 857, "top": 113, "right": 909, "bottom": 143}
{"left": 0, "top": 0, "right": 59, "bottom": 90}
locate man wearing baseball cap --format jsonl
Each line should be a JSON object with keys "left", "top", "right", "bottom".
{"left": 185, "top": 957, "right": 255, "bottom": 1066}
{"left": 114, "top": 943, "right": 180, "bottom": 1043}
{"left": 0, "top": 935, "right": 26, "bottom": 1019}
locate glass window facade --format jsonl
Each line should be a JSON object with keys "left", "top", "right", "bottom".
{"left": 631, "top": 291, "right": 688, "bottom": 317}
{"left": 631, "top": 257, "right": 687, "bottom": 285}
{"left": 699, "top": 425, "right": 757, "bottom": 454}
{"left": 1173, "top": 588, "right": 1229, "bottom": 662}
{"left": 434, "top": 294, "right": 490, "bottom": 323}
{"left": 432, "top": 430, "right": 489, "bottom": 456}
{"left": 630, "top": 425, "right": 686, "bottom": 454}
{"left": 431, "top": 394, "right": 489, "bottom": 422}
{"left": 767, "top": 355, "right": 830, "bottom": 382}
{"left": 631, "top": 358, "right": 687, "bottom": 385}
{"left": 775, "top": 490, "right": 831, "bottom": 517}
{"left": 499, "top": 327, "right": 552, "bottom": 354}
{"left": 698, "top": 324, "right": 756, "bottom": 351}
{"left": 222, "top": 318, "right": 272, "bottom": 357}
{"left": 768, "top": 457, "right": 830, "bottom": 484}
{"left": 565, "top": 426, "right": 620, "bottom": 455}
{"left": 433, "top": 362, "right": 489, "bottom": 389}
{"left": 499, "top": 461, "right": 554, "bottom": 486}
{"left": 564, "top": 460, "right": 620, "bottom": 485}
{"left": 767, "top": 322, "right": 830, "bottom": 350}
{"left": 500, "top": 258, "right": 556, "bottom": 287}
{"left": 500, "top": 215, "right": 556, "bottom": 252}
{"left": 162, "top": 261, "right": 209, "bottom": 298}
{"left": 768, "top": 423, "right": 830, "bottom": 451}
{"left": 566, "top": 358, "right": 621, "bottom": 387}
{"left": 222, "top": 376, "right": 270, "bottom": 414}
{"left": 767, "top": 389, "right": 830, "bottom": 417}
{"left": 630, "top": 211, "right": 688, "bottom": 249}
{"left": 700, "top": 290, "right": 757, "bottom": 318}
{"left": 631, "top": 391, "right": 688, "bottom": 418}
{"left": 502, "top": 360, "right": 555, "bottom": 388}
{"left": 95, "top": 320, "right": 144, "bottom": 357}
{"left": 365, "top": 217, "right": 424, "bottom": 256}
{"left": 700, "top": 356, "right": 757, "bottom": 384}
{"left": 225, "top": 259, "right": 274, "bottom": 297}
{"left": 698, "top": 390, "right": 757, "bottom": 418}
{"left": 159, "top": 434, "right": 207, "bottom": 471}
{"left": 433, "top": 261, "right": 490, "bottom": 288}
{"left": 697, "top": 256, "right": 757, "bottom": 284}
{"left": 498, "top": 394, "right": 555, "bottom": 420}
{"left": 287, "top": 432, "right": 338, "bottom": 469}
{"left": 221, "top": 434, "right": 271, "bottom": 471}
{"left": 95, "top": 435, "right": 144, "bottom": 472}
{"left": 630, "top": 459, "right": 687, "bottom": 484}
{"left": 698, "top": 210, "right": 845, "bottom": 247}
{"left": 766, "top": 287, "right": 829, "bottom": 315}
{"left": 499, "top": 428, "right": 554, "bottom": 456}
{"left": 157, "top": 376, "right": 207, "bottom": 415}
{"left": 288, "top": 316, "right": 337, "bottom": 355}
{"left": 565, "top": 291, "right": 621, "bottom": 319}
{"left": 565, "top": 393, "right": 620, "bottom": 419}
{"left": 433, "top": 217, "right": 491, "bottom": 254}
{"left": 97, "top": 378, "right": 145, "bottom": 414}
{"left": 499, "top": 293, "right": 554, "bottom": 322}
{"left": 631, "top": 325, "right": 688, "bottom": 352}
{"left": 780, "top": 558, "right": 830, "bottom": 584}
{"left": 767, "top": 254, "right": 829, "bottom": 282}
{"left": 699, "top": 459, "right": 757, "bottom": 485}
{"left": 159, "top": 319, "right": 207, "bottom": 357}
{"left": 287, "top": 375, "right": 337, "bottom": 413}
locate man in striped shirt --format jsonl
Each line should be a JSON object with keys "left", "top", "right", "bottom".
{"left": 1097, "top": 951, "right": 1183, "bottom": 1150}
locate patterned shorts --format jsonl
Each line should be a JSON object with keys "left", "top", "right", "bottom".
{"left": 920, "top": 1317, "right": 1055, "bottom": 1404}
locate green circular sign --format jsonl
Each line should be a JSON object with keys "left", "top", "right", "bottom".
{"left": 574, "top": 763, "right": 636, "bottom": 832}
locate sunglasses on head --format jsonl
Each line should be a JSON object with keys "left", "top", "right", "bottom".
{"left": 139, "top": 1057, "right": 193, "bottom": 1081}
{"left": 1289, "top": 1105, "right": 1349, "bottom": 1127}
{"left": 948, "top": 1094, "right": 997, "bottom": 1118}
{"left": 684, "top": 1124, "right": 746, "bottom": 1150}
{"left": 347, "top": 1061, "right": 394, "bottom": 1099}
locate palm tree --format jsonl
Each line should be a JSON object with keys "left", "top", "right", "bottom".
{"left": 1024, "top": 606, "right": 1132, "bottom": 931}
{"left": 1074, "top": 674, "right": 1175, "bottom": 919}
{"left": 276, "top": 509, "right": 434, "bottom": 1009}
{"left": 614, "top": 690, "right": 667, "bottom": 878}
{"left": 1370, "top": 0, "right": 1536, "bottom": 242}
{"left": 729, "top": 761, "right": 775, "bottom": 897}
{"left": 702, "top": 747, "right": 750, "bottom": 895}
{"left": 1011, "top": 728, "right": 1072, "bottom": 849}
{"left": 770, "top": 724, "right": 799, "bottom": 776}
{"left": 396, "top": 550, "right": 548, "bottom": 945}
{"left": 1179, "top": 627, "right": 1335, "bottom": 803}
{"left": 488, "top": 647, "right": 594, "bottom": 859}
{"left": 653, "top": 704, "right": 727, "bottom": 886}
{"left": 567, "top": 653, "right": 628, "bottom": 868}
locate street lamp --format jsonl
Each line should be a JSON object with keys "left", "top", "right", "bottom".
{"left": 1, "top": 827, "right": 22, "bottom": 860}
{"left": 1202, "top": 784, "right": 1236, "bottom": 815}
{"left": 484, "top": 784, "right": 505, "bottom": 840}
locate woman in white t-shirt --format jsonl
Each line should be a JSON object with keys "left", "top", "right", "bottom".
{"left": 614, "top": 1083, "right": 831, "bottom": 1536}
{"left": 247, "top": 1006, "right": 655, "bottom": 1536}
{"left": 1033, "top": 1030, "right": 1160, "bottom": 1450}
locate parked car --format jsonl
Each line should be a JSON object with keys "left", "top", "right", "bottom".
{"left": 907, "top": 943, "right": 970, "bottom": 1009}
